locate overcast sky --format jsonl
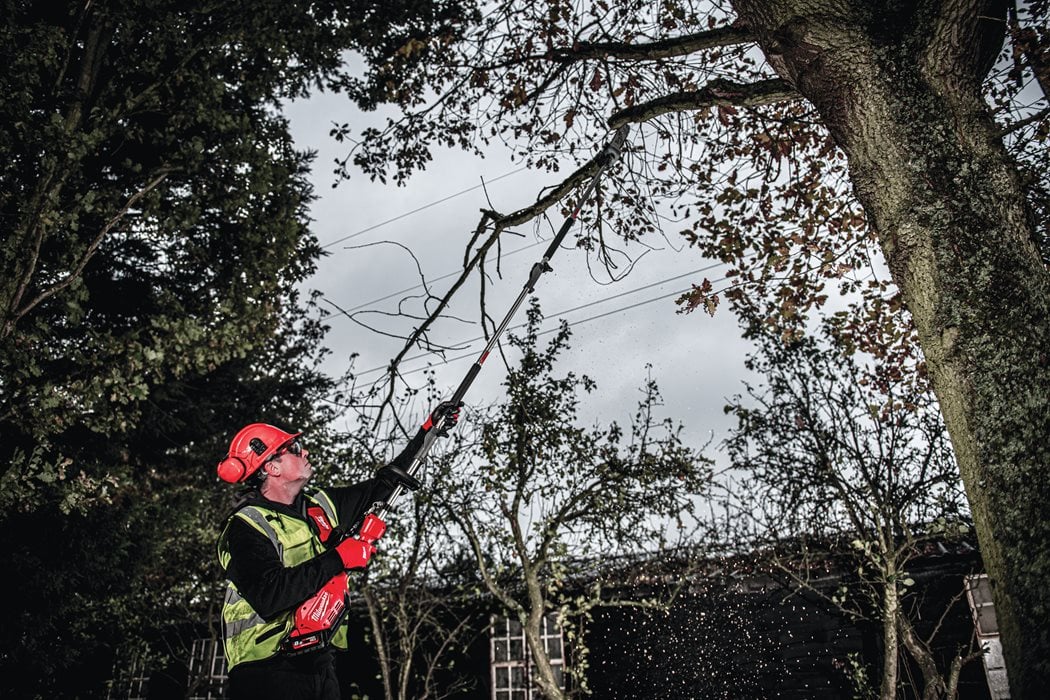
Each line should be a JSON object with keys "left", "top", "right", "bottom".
{"left": 284, "top": 90, "right": 758, "bottom": 460}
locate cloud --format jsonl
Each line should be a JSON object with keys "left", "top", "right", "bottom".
{"left": 284, "top": 92, "right": 758, "bottom": 457}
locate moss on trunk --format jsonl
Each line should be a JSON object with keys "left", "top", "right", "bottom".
{"left": 733, "top": 1, "right": 1050, "bottom": 696}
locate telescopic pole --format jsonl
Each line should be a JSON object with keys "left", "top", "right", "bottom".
{"left": 283, "top": 126, "right": 632, "bottom": 656}
{"left": 374, "top": 124, "right": 630, "bottom": 518}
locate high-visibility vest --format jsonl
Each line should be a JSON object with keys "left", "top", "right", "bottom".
{"left": 216, "top": 490, "right": 348, "bottom": 669}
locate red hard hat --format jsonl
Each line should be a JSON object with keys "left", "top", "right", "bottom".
{"left": 217, "top": 423, "right": 302, "bottom": 484}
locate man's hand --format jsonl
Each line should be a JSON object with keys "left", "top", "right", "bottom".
{"left": 358, "top": 513, "right": 387, "bottom": 544}
{"left": 423, "top": 399, "right": 464, "bottom": 437}
{"left": 335, "top": 537, "right": 375, "bottom": 569}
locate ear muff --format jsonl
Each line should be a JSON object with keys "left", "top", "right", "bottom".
{"left": 217, "top": 455, "right": 249, "bottom": 484}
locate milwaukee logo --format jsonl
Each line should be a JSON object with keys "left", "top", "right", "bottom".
{"left": 310, "top": 591, "right": 332, "bottom": 622}
{"left": 307, "top": 506, "right": 333, "bottom": 540}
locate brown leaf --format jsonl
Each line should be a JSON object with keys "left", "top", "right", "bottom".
{"left": 590, "top": 68, "right": 603, "bottom": 93}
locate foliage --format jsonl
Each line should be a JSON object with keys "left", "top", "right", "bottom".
{"left": 438, "top": 301, "right": 712, "bottom": 699}
{"left": 324, "top": 420, "right": 483, "bottom": 700}
{"left": 331, "top": 0, "right": 1045, "bottom": 336}
{"left": 721, "top": 322, "right": 978, "bottom": 700}
{"left": 331, "top": 1, "right": 1048, "bottom": 424}
{"left": 724, "top": 325, "right": 968, "bottom": 542}
{"left": 328, "top": 2, "right": 1050, "bottom": 693}
{"left": 0, "top": 1, "right": 481, "bottom": 695}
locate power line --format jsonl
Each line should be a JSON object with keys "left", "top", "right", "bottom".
{"left": 330, "top": 237, "right": 549, "bottom": 316}
{"left": 352, "top": 261, "right": 727, "bottom": 379}
{"left": 392, "top": 285, "right": 701, "bottom": 379}
{"left": 319, "top": 166, "right": 530, "bottom": 250}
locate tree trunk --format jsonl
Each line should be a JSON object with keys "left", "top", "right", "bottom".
{"left": 362, "top": 586, "right": 395, "bottom": 700}
{"left": 524, "top": 611, "right": 565, "bottom": 700}
{"left": 521, "top": 566, "right": 564, "bottom": 700}
{"left": 733, "top": 1, "right": 1050, "bottom": 696}
{"left": 899, "top": 615, "right": 949, "bottom": 700}
{"left": 880, "top": 579, "right": 901, "bottom": 700}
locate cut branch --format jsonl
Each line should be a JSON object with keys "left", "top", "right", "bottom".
{"left": 374, "top": 144, "right": 624, "bottom": 424}
{"left": 498, "top": 142, "right": 622, "bottom": 226}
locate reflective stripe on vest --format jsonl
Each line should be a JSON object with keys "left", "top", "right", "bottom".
{"left": 217, "top": 490, "right": 348, "bottom": 669}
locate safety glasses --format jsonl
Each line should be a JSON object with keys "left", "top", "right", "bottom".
{"left": 270, "top": 440, "right": 303, "bottom": 460}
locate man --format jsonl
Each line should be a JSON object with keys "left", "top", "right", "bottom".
{"left": 215, "top": 401, "right": 461, "bottom": 700}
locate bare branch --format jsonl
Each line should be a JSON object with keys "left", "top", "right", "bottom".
{"left": 374, "top": 212, "right": 502, "bottom": 426}
{"left": 549, "top": 25, "right": 754, "bottom": 62}
{"left": 372, "top": 143, "right": 624, "bottom": 424}
{"left": 609, "top": 77, "right": 799, "bottom": 127}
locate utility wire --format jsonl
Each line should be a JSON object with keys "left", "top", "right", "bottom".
{"left": 352, "top": 261, "right": 727, "bottom": 379}
{"left": 314, "top": 153, "right": 728, "bottom": 383}
{"left": 319, "top": 166, "right": 530, "bottom": 250}
{"left": 392, "top": 285, "right": 703, "bottom": 379}
{"left": 330, "top": 237, "right": 549, "bottom": 316}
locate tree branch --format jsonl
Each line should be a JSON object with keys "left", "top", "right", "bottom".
{"left": 549, "top": 25, "right": 754, "bottom": 62}
{"left": 922, "top": 0, "right": 1008, "bottom": 89}
{"left": 608, "top": 77, "right": 799, "bottom": 127}
{"left": 373, "top": 143, "right": 622, "bottom": 424}
{"left": 898, "top": 614, "right": 947, "bottom": 700}
{"left": 496, "top": 143, "right": 625, "bottom": 226}
{"left": 375, "top": 212, "right": 502, "bottom": 426}
{"left": 471, "top": 25, "right": 754, "bottom": 72}
{"left": 3, "top": 170, "right": 171, "bottom": 338}
{"left": 450, "top": 503, "right": 522, "bottom": 616}
{"left": 362, "top": 583, "right": 395, "bottom": 700}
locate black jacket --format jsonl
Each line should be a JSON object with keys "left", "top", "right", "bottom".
{"left": 221, "top": 478, "right": 393, "bottom": 620}
{"left": 220, "top": 428, "right": 425, "bottom": 620}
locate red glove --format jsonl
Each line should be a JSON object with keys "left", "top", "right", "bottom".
{"left": 422, "top": 400, "right": 464, "bottom": 437}
{"left": 358, "top": 513, "right": 387, "bottom": 544}
{"left": 336, "top": 537, "right": 375, "bottom": 569}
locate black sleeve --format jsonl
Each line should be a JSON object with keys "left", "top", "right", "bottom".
{"left": 329, "top": 430, "right": 426, "bottom": 531}
{"left": 220, "top": 517, "right": 344, "bottom": 621}
{"left": 389, "top": 427, "right": 426, "bottom": 471}
{"left": 325, "top": 478, "right": 397, "bottom": 534}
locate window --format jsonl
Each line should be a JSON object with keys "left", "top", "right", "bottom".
{"left": 106, "top": 652, "right": 148, "bottom": 700}
{"left": 186, "top": 638, "right": 228, "bottom": 700}
{"left": 965, "top": 574, "right": 1011, "bottom": 700}
{"left": 108, "top": 640, "right": 228, "bottom": 700}
{"left": 491, "top": 613, "right": 566, "bottom": 700}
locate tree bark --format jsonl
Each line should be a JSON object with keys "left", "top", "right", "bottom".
{"left": 525, "top": 622, "right": 565, "bottom": 700}
{"left": 880, "top": 577, "right": 901, "bottom": 700}
{"left": 732, "top": 0, "right": 1050, "bottom": 696}
{"left": 523, "top": 565, "right": 565, "bottom": 700}
{"left": 899, "top": 615, "right": 948, "bottom": 700}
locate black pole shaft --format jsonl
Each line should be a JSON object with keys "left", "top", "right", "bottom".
{"left": 452, "top": 124, "right": 629, "bottom": 401}
{"left": 375, "top": 125, "right": 630, "bottom": 517}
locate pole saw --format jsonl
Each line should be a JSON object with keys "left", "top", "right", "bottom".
{"left": 283, "top": 125, "right": 630, "bottom": 654}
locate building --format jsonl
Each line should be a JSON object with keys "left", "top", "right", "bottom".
{"left": 111, "top": 540, "right": 1000, "bottom": 699}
